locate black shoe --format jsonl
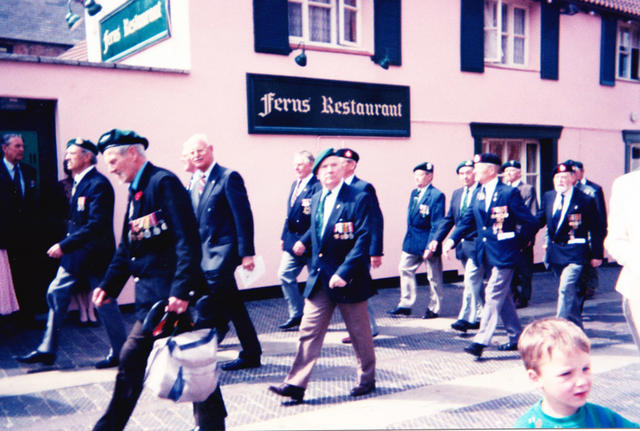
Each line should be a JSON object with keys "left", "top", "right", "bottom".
{"left": 350, "top": 381, "right": 376, "bottom": 397}
{"left": 95, "top": 355, "right": 119, "bottom": 369}
{"left": 221, "top": 356, "right": 261, "bottom": 371}
{"left": 279, "top": 316, "right": 302, "bottom": 330}
{"left": 467, "top": 321, "right": 480, "bottom": 330}
{"left": 451, "top": 319, "right": 469, "bottom": 333}
{"left": 268, "top": 383, "right": 305, "bottom": 403}
{"left": 423, "top": 309, "right": 439, "bottom": 319}
{"left": 498, "top": 342, "right": 519, "bottom": 351}
{"left": 387, "top": 307, "right": 411, "bottom": 316}
{"left": 15, "top": 350, "right": 55, "bottom": 365}
{"left": 464, "top": 342, "right": 485, "bottom": 358}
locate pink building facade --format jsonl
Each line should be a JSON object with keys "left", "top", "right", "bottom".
{"left": 1, "top": 0, "right": 639, "bottom": 305}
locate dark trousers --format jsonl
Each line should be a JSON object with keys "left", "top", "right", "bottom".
{"left": 511, "top": 246, "right": 533, "bottom": 301}
{"left": 208, "top": 276, "right": 262, "bottom": 360}
{"left": 93, "top": 321, "right": 227, "bottom": 431}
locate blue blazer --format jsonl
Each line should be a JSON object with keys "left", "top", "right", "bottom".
{"left": 281, "top": 175, "right": 319, "bottom": 255}
{"left": 0, "top": 158, "right": 37, "bottom": 249}
{"left": 538, "top": 188, "right": 604, "bottom": 266}
{"left": 102, "top": 163, "right": 204, "bottom": 320}
{"left": 402, "top": 184, "right": 445, "bottom": 256}
{"left": 193, "top": 164, "right": 255, "bottom": 284}
{"left": 450, "top": 181, "right": 537, "bottom": 268}
{"left": 577, "top": 179, "right": 607, "bottom": 230}
{"left": 300, "top": 184, "right": 373, "bottom": 304}
{"left": 433, "top": 186, "right": 477, "bottom": 262}
{"left": 59, "top": 168, "right": 115, "bottom": 279}
{"left": 349, "top": 176, "right": 384, "bottom": 257}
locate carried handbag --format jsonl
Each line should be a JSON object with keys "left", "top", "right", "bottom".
{"left": 143, "top": 300, "right": 220, "bottom": 403}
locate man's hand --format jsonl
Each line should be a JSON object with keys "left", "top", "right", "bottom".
{"left": 591, "top": 259, "right": 602, "bottom": 268}
{"left": 422, "top": 248, "right": 434, "bottom": 260}
{"left": 92, "top": 288, "right": 111, "bottom": 307}
{"left": 428, "top": 240, "right": 439, "bottom": 253}
{"left": 280, "top": 240, "right": 284, "bottom": 250}
{"left": 166, "top": 296, "right": 189, "bottom": 314}
{"left": 47, "top": 243, "right": 63, "bottom": 259}
{"left": 292, "top": 241, "right": 306, "bottom": 256}
{"left": 370, "top": 256, "right": 382, "bottom": 268}
{"left": 442, "top": 239, "right": 455, "bottom": 259}
{"left": 329, "top": 274, "right": 347, "bottom": 289}
{"left": 241, "top": 256, "right": 255, "bottom": 271}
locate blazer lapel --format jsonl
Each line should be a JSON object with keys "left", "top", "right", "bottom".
{"left": 321, "top": 187, "right": 346, "bottom": 244}
{"left": 197, "top": 164, "right": 220, "bottom": 217}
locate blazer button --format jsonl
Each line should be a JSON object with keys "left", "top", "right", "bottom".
{"left": 318, "top": 253, "right": 323, "bottom": 258}
{"left": 131, "top": 257, "right": 136, "bottom": 261}
{"left": 482, "top": 226, "right": 487, "bottom": 230}
{"left": 483, "top": 238, "right": 487, "bottom": 242}
{"left": 134, "top": 277, "right": 140, "bottom": 282}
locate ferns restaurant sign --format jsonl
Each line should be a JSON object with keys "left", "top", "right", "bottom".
{"left": 100, "top": 0, "right": 171, "bottom": 62}
{"left": 247, "top": 73, "right": 411, "bottom": 137}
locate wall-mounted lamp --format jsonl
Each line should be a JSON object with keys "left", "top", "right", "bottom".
{"left": 294, "top": 42, "right": 307, "bottom": 67}
{"left": 66, "top": 0, "right": 103, "bottom": 31}
{"left": 83, "top": 0, "right": 103, "bottom": 16}
{"left": 559, "top": 3, "right": 580, "bottom": 15}
{"left": 65, "top": 0, "right": 82, "bottom": 30}
{"left": 376, "top": 55, "right": 390, "bottom": 70}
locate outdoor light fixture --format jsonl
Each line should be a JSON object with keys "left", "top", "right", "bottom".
{"left": 83, "top": 0, "right": 103, "bottom": 16}
{"left": 294, "top": 43, "right": 307, "bottom": 67}
{"left": 65, "top": 0, "right": 82, "bottom": 30}
{"left": 376, "top": 55, "right": 390, "bottom": 69}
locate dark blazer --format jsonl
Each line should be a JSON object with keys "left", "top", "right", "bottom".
{"left": 402, "top": 184, "right": 445, "bottom": 256}
{"left": 538, "top": 187, "right": 604, "bottom": 266}
{"left": 450, "top": 180, "right": 538, "bottom": 268}
{"left": 281, "top": 175, "right": 319, "bottom": 255}
{"left": 59, "top": 167, "right": 115, "bottom": 279}
{"left": 0, "top": 158, "right": 37, "bottom": 249}
{"left": 301, "top": 183, "right": 373, "bottom": 304}
{"left": 577, "top": 179, "right": 607, "bottom": 230}
{"left": 349, "top": 176, "right": 384, "bottom": 257}
{"left": 192, "top": 163, "right": 255, "bottom": 285}
{"left": 101, "top": 163, "right": 204, "bottom": 320}
{"left": 433, "top": 185, "right": 477, "bottom": 262}
{"left": 516, "top": 182, "right": 539, "bottom": 215}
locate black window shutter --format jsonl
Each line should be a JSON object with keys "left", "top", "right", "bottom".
{"left": 253, "top": 0, "right": 292, "bottom": 55}
{"left": 600, "top": 14, "right": 617, "bottom": 86}
{"left": 632, "top": 48, "right": 639, "bottom": 80}
{"left": 540, "top": 1, "right": 559, "bottom": 80}
{"left": 371, "top": 0, "right": 402, "bottom": 66}
{"left": 460, "top": 0, "right": 484, "bottom": 73}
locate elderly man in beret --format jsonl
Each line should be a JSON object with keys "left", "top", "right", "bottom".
{"left": 537, "top": 162, "right": 604, "bottom": 328}
{"left": 390, "top": 162, "right": 446, "bottom": 319}
{"left": 91, "top": 129, "right": 226, "bottom": 431}
{"left": 444, "top": 153, "right": 538, "bottom": 358}
{"left": 502, "top": 160, "right": 539, "bottom": 309}
{"left": 16, "top": 138, "right": 126, "bottom": 368}
{"left": 269, "top": 148, "right": 376, "bottom": 403}
{"left": 430, "top": 160, "right": 484, "bottom": 333}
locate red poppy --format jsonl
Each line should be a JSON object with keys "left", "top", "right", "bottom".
{"left": 135, "top": 191, "right": 143, "bottom": 201}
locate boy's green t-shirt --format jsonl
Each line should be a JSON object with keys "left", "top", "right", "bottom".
{"left": 514, "top": 400, "right": 639, "bottom": 428}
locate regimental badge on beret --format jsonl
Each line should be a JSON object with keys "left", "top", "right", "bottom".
{"left": 553, "top": 163, "right": 570, "bottom": 175}
{"left": 501, "top": 160, "right": 521, "bottom": 170}
{"left": 473, "top": 153, "right": 501, "bottom": 166}
{"left": 345, "top": 150, "right": 352, "bottom": 158}
{"left": 66, "top": 137, "right": 98, "bottom": 155}
{"left": 97, "top": 129, "right": 149, "bottom": 153}
{"left": 413, "top": 162, "right": 434, "bottom": 172}
{"left": 335, "top": 148, "right": 359, "bottom": 162}
{"left": 456, "top": 160, "right": 474, "bottom": 173}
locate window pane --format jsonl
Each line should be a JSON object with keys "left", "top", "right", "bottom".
{"left": 621, "top": 28, "right": 630, "bottom": 48}
{"left": 485, "top": 1, "right": 497, "bottom": 28}
{"left": 344, "top": 0, "right": 357, "bottom": 6}
{"left": 619, "top": 53, "right": 629, "bottom": 77}
{"left": 488, "top": 141, "right": 504, "bottom": 156}
{"left": 514, "top": 8, "right": 525, "bottom": 35}
{"left": 310, "top": 6, "right": 331, "bottom": 42}
{"left": 526, "top": 143, "right": 537, "bottom": 174}
{"left": 344, "top": 9, "right": 357, "bottom": 42}
{"left": 501, "top": 3, "right": 508, "bottom": 32}
{"left": 501, "top": 35, "right": 508, "bottom": 63}
{"left": 310, "top": 0, "right": 330, "bottom": 3}
{"left": 507, "top": 141, "right": 521, "bottom": 161}
{"left": 514, "top": 37, "right": 525, "bottom": 64}
{"left": 288, "top": 2, "right": 302, "bottom": 37}
{"left": 485, "top": 29, "right": 498, "bottom": 59}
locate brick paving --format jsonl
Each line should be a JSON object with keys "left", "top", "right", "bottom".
{"left": 1, "top": 265, "right": 639, "bottom": 430}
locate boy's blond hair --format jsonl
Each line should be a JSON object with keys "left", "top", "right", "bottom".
{"left": 518, "top": 317, "right": 590, "bottom": 372}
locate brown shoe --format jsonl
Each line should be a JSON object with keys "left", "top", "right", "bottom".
{"left": 268, "top": 383, "right": 305, "bottom": 403}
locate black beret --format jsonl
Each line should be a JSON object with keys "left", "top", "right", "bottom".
{"left": 312, "top": 148, "right": 336, "bottom": 175}
{"left": 335, "top": 148, "right": 359, "bottom": 162}
{"left": 97, "top": 129, "right": 149, "bottom": 153}
{"left": 473, "top": 153, "right": 501, "bottom": 166}
{"left": 413, "top": 162, "right": 434, "bottom": 172}
{"left": 553, "top": 163, "right": 572, "bottom": 175}
{"left": 501, "top": 160, "right": 521, "bottom": 170}
{"left": 66, "top": 137, "right": 98, "bottom": 155}
{"left": 456, "top": 159, "right": 474, "bottom": 173}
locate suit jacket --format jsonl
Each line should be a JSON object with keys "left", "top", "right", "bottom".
{"left": 0, "top": 158, "right": 37, "bottom": 249}
{"left": 605, "top": 170, "right": 640, "bottom": 301}
{"left": 538, "top": 187, "right": 604, "bottom": 266}
{"left": 300, "top": 183, "right": 373, "bottom": 304}
{"left": 577, "top": 179, "right": 607, "bottom": 230}
{"left": 101, "top": 163, "right": 204, "bottom": 320}
{"left": 59, "top": 167, "right": 116, "bottom": 279}
{"left": 192, "top": 163, "right": 255, "bottom": 285}
{"left": 402, "top": 184, "right": 445, "bottom": 256}
{"left": 450, "top": 181, "right": 537, "bottom": 268}
{"left": 281, "top": 175, "right": 319, "bottom": 255}
{"left": 516, "top": 182, "right": 539, "bottom": 215}
{"left": 349, "top": 176, "right": 384, "bottom": 257}
{"left": 433, "top": 185, "right": 477, "bottom": 262}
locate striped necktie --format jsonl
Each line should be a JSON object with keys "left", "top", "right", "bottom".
{"left": 13, "top": 164, "right": 23, "bottom": 198}
{"left": 316, "top": 190, "right": 331, "bottom": 240}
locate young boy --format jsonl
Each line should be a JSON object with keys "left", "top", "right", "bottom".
{"left": 515, "top": 317, "right": 639, "bottom": 428}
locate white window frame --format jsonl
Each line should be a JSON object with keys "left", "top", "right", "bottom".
{"left": 617, "top": 22, "right": 640, "bottom": 81}
{"left": 288, "top": 0, "right": 361, "bottom": 49}
{"left": 484, "top": 0, "right": 529, "bottom": 67}
{"left": 482, "top": 138, "right": 541, "bottom": 200}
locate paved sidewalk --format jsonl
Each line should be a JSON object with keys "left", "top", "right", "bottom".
{"left": 1, "top": 265, "right": 639, "bottom": 430}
